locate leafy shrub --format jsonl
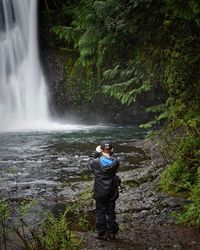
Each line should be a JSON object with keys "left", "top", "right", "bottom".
{"left": 39, "top": 209, "right": 82, "bottom": 250}
{"left": 0, "top": 198, "right": 11, "bottom": 249}
{"left": 160, "top": 136, "right": 200, "bottom": 227}
{"left": 0, "top": 199, "right": 82, "bottom": 250}
{"left": 172, "top": 168, "right": 200, "bottom": 227}
{"left": 160, "top": 136, "right": 200, "bottom": 193}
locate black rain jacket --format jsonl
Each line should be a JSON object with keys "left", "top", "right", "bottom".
{"left": 88, "top": 153, "right": 120, "bottom": 202}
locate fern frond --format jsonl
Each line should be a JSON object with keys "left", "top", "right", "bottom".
{"left": 146, "top": 104, "right": 167, "bottom": 113}
{"left": 51, "top": 26, "right": 74, "bottom": 42}
{"left": 103, "top": 65, "right": 120, "bottom": 79}
{"left": 93, "top": 1, "right": 110, "bottom": 19}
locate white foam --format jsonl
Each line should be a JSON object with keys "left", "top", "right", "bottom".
{"left": 0, "top": 120, "right": 111, "bottom": 133}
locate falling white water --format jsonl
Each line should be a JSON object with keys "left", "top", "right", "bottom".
{"left": 0, "top": 0, "right": 49, "bottom": 131}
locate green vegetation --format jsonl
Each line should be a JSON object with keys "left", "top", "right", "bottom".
{"left": 61, "top": 186, "right": 94, "bottom": 232}
{"left": 50, "top": 0, "right": 200, "bottom": 227}
{"left": 0, "top": 199, "right": 11, "bottom": 250}
{"left": 0, "top": 186, "right": 95, "bottom": 249}
{"left": 39, "top": 209, "right": 81, "bottom": 250}
{"left": 0, "top": 198, "right": 81, "bottom": 250}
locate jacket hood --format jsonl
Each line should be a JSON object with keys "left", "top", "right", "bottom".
{"left": 99, "top": 156, "right": 118, "bottom": 171}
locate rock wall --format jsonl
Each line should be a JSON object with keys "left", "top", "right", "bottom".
{"left": 39, "top": 8, "right": 157, "bottom": 125}
{"left": 41, "top": 45, "right": 157, "bottom": 124}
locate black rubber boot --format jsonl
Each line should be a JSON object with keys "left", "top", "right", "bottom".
{"left": 96, "top": 232, "right": 108, "bottom": 240}
{"left": 107, "top": 232, "right": 116, "bottom": 240}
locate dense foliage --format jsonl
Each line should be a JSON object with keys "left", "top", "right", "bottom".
{"left": 0, "top": 198, "right": 81, "bottom": 249}
{"left": 51, "top": 0, "right": 200, "bottom": 226}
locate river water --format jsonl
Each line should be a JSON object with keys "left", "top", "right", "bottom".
{"left": 0, "top": 124, "right": 146, "bottom": 202}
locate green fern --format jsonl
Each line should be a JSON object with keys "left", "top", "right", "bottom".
{"left": 51, "top": 26, "right": 75, "bottom": 42}
{"left": 160, "top": 136, "right": 200, "bottom": 193}
{"left": 165, "top": 0, "right": 200, "bottom": 20}
{"left": 172, "top": 167, "right": 200, "bottom": 226}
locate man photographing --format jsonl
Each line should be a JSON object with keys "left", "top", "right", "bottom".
{"left": 88, "top": 140, "right": 120, "bottom": 240}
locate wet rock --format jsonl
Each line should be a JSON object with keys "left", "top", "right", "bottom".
{"left": 57, "top": 181, "right": 93, "bottom": 203}
{"left": 160, "top": 197, "right": 187, "bottom": 208}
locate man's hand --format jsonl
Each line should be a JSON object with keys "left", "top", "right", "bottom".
{"left": 96, "top": 145, "right": 102, "bottom": 153}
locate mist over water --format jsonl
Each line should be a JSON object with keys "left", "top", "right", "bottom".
{"left": 0, "top": 0, "right": 49, "bottom": 131}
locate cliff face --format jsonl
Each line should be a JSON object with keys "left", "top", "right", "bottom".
{"left": 38, "top": 5, "right": 157, "bottom": 125}
{"left": 41, "top": 49, "right": 155, "bottom": 124}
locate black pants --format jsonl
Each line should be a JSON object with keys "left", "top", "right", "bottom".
{"left": 95, "top": 200, "right": 119, "bottom": 235}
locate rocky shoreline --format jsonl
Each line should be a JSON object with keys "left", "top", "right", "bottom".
{"left": 55, "top": 138, "right": 186, "bottom": 224}
{"left": 54, "top": 139, "right": 200, "bottom": 249}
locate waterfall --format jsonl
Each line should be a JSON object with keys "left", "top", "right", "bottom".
{"left": 0, "top": 0, "right": 49, "bottom": 131}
